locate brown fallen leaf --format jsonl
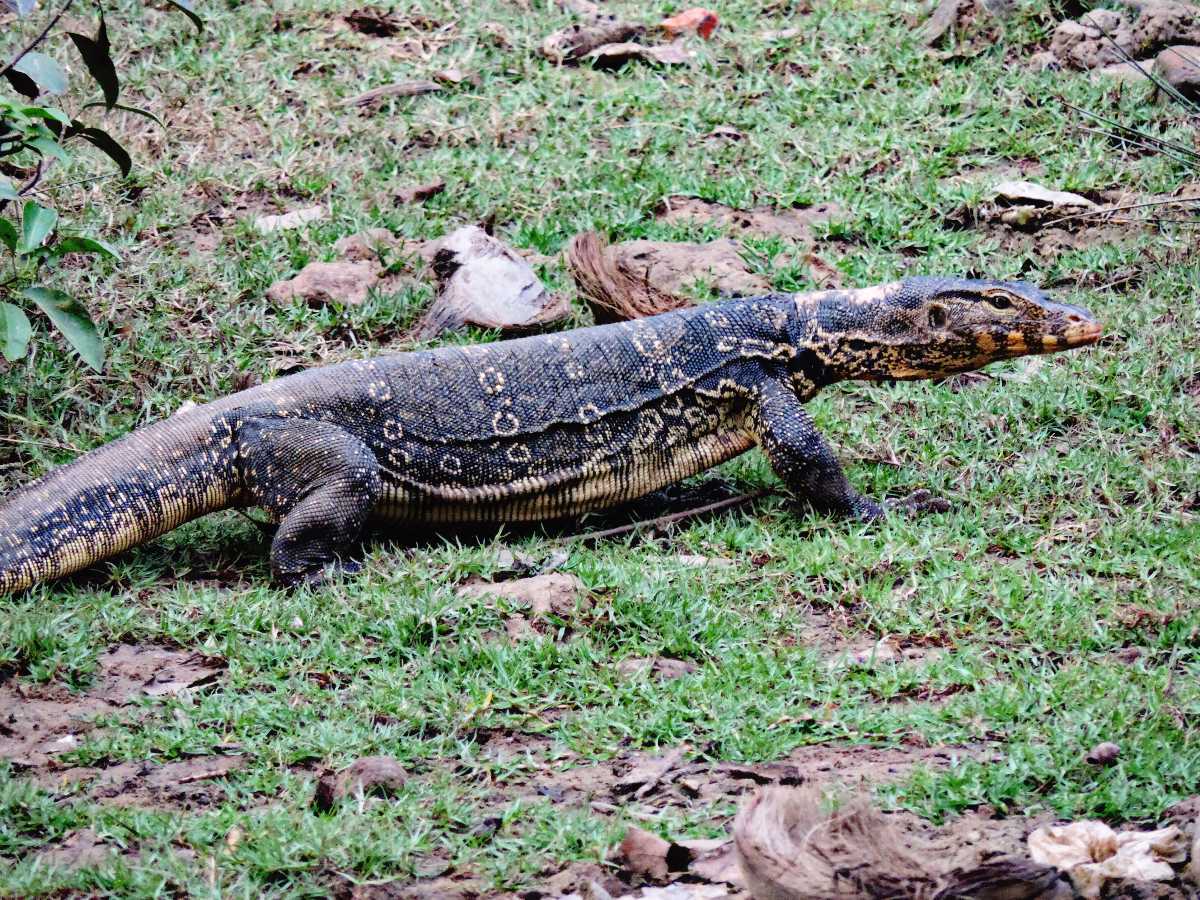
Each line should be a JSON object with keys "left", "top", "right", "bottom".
{"left": 760, "top": 27, "right": 801, "bottom": 41}
{"left": 266, "top": 260, "right": 380, "bottom": 306}
{"left": 618, "top": 826, "right": 674, "bottom": 882}
{"left": 542, "top": 18, "right": 643, "bottom": 62}
{"left": 917, "top": 0, "right": 968, "bottom": 47}
{"left": 660, "top": 7, "right": 719, "bottom": 40}
{"left": 344, "top": 7, "right": 402, "bottom": 37}
{"left": 434, "top": 66, "right": 467, "bottom": 84}
{"left": 395, "top": 177, "right": 446, "bottom": 205}
{"left": 586, "top": 40, "right": 693, "bottom": 69}
{"left": 457, "top": 573, "right": 585, "bottom": 617}
{"left": 342, "top": 80, "right": 441, "bottom": 108}
{"left": 480, "top": 21, "right": 512, "bottom": 48}
{"left": 414, "top": 225, "right": 571, "bottom": 337}
{"left": 254, "top": 205, "right": 326, "bottom": 234}
{"left": 992, "top": 180, "right": 1096, "bottom": 210}
{"left": 314, "top": 756, "right": 408, "bottom": 812}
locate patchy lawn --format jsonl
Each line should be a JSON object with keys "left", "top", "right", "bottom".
{"left": 1, "top": 0, "right": 1198, "bottom": 896}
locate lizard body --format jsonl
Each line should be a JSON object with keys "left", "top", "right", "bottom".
{"left": 0, "top": 277, "right": 1101, "bottom": 593}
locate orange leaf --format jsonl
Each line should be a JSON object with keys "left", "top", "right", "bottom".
{"left": 660, "top": 7, "right": 719, "bottom": 39}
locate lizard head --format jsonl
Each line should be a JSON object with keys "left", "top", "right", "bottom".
{"left": 803, "top": 277, "right": 1102, "bottom": 381}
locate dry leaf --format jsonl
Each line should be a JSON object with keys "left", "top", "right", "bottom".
{"left": 265, "top": 261, "right": 380, "bottom": 306}
{"left": 542, "top": 18, "right": 642, "bottom": 62}
{"left": 660, "top": 7, "right": 719, "bottom": 39}
{"left": 1028, "top": 821, "right": 1188, "bottom": 899}
{"left": 992, "top": 180, "right": 1096, "bottom": 210}
{"left": 586, "top": 41, "right": 693, "bottom": 68}
{"left": 342, "top": 80, "right": 441, "bottom": 108}
{"left": 618, "top": 826, "right": 673, "bottom": 882}
{"left": 616, "top": 656, "right": 698, "bottom": 680}
{"left": 254, "top": 205, "right": 326, "bottom": 234}
{"left": 394, "top": 178, "right": 446, "bottom": 205}
{"left": 434, "top": 67, "right": 467, "bottom": 84}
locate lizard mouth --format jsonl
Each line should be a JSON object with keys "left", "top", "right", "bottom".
{"left": 1049, "top": 320, "right": 1103, "bottom": 349}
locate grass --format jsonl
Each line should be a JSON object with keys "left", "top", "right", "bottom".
{"left": 1, "top": 0, "right": 1199, "bottom": 895}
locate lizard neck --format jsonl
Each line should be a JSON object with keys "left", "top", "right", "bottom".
{"left": 786, "top": 282, "right": 908, "bottom": 386}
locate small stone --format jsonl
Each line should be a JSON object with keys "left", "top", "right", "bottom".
{"left": 1085, "top": 741, "right": 1121, "bottom": 766}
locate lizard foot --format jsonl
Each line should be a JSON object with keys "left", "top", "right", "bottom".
{"left": 885, "top": 489, "right": 952, "bottom": 517}
{"left": 286, "top": 559, "right": 364, "bottom": 589}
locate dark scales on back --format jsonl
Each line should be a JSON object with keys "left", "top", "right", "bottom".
{"left": 0, "top": 277, "right": 1101, "bottom": 593}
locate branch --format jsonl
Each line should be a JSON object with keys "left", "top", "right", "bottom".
{"left": 1, "top": 0, "right": 78, "bottom": 77}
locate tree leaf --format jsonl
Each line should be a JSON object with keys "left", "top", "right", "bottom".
{"left": 50, "top": 235, "right": 121, "bottom": 260}
{"left": 2, "top": 0, "right": 39, "bottom": 16}
{"left": 0, "top": 302, "right": 32, "bottom": 362}
{"left": 12, "top": 52, "right": 68, "bottom": 95}
{"left": 82, "top": 101, "right": 166, "bottom": 128}
{"left": 0, "top": 216, "right": 17, "bottom": 249}
{"left": 74, "top": 126, "right": 132, "bottom": 176}
{"left": 163, "top": 0, "right": 204, "bottom": 32}
{"left": 21, "top": 105, "right": 72, "bottom": 127}
{"left": 23, "top": 286, "right": 104, "bottom": 370}
{"left": 27, "top": 135, "right": 71, "bottom": 163}
{"left": 17, "top": 201, "right": 57, "bottom": 254}
{"left": 2, "top": 67, "right": 39, "bottom": 100}
{"left": 0, "top": 178, "right": 18, "bottom": 202}
{"left": 68, "top": 13, "right": 119, "bottom": 108}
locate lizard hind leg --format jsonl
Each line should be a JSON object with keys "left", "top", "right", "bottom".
{"left": 234, "top": 416, "right": 381, "bottom": 586}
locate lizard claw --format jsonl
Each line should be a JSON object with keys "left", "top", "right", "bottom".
{"left": 884, "top": 489, "right": 952, "bottom": 517}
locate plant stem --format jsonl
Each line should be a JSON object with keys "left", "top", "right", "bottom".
{"left": 1, "top": 0, "right": 78, "bottom": 77}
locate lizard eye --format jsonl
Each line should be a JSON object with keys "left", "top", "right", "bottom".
{"left": 986, "top": 294, "right": 1013, "bottom": 310}
{"left": 929, "top": 305, "right": 948, "bottom": 329}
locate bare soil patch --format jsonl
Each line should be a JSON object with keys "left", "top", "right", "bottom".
{"left": 0, "top": 643, "right": 224, "bottom": 769}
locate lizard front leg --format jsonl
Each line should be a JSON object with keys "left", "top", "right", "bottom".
{"left": 234, "top": 416, "right": 381, "bottom": 585}
{"left": 748, "top": 380, "right": 883, "bottom": 521}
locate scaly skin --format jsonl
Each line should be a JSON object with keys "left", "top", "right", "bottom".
{"left": 0, "top": 277, "right": 1102, "bottom": 593}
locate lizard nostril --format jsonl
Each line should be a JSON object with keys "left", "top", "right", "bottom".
{"left": 1065, "top": 313, "right": 1084, "bottom": 323}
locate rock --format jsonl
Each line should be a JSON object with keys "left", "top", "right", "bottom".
{"left": 414, "top": 225, "right": 570, "bottom": 337}
{"left": 314, "top": 756, "right": 408, "bottom": 812}
{"left": 1153, "top": 44, "right": 1200, "bottom": 98}
{"left": 266, "top": 260, "right": 380, "bottom": 306}
{"left": 456, "top": 573, "right": 585, "bottom": 617}
{"left": 1050, "top": 14, "right": 1135, "bottom": 69}
{"left": 1084, "top": 741, "right": 1121, "bottom": 766}
{"left": 1093, "top": 58, "right": 1157, "bottom": 81}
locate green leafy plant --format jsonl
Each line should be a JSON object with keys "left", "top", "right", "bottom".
{"left": 0, "top": 0, "right": 201, "bottom": 370}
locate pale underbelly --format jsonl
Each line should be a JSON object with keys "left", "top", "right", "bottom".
{"left": 371, "top": 428, "right": 756, "bottom": 524}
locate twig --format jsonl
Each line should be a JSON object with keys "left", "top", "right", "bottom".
{"left": 1076, "top": 125, "right": 1200, "bottom": 170}
{"left": 1062, "top": 101, "right": 1200, "bottom": 163}
{"left": 1045, "top": 195, "right": 1200, "bottom": 228}
{"left": 1, "top": 0, "right": 77, "bottom": 77}
{"left": 1093, "top": 20, "right": 1200, "bottom": 116}
{"left": 560, "top": 490, "right": 770, "bottom": 544}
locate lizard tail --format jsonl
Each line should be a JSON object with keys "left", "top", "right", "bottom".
{"left": 0, "top": 409, "right": 240, "bottom": 596}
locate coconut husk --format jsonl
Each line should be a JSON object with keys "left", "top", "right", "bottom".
{"left": 734, "top": 787, "right": 1064, "bottom": 900}
{"left": 565, "top": 230, "right": 693, "bottom": 323}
